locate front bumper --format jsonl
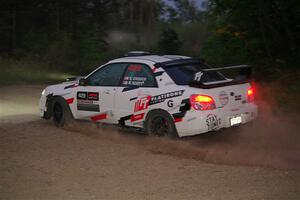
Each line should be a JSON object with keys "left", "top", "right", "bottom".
{"left": 39, "top": 93, "right": 47, "bottom": 118}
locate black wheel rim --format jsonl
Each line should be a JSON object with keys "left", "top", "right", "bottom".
{"left": 53, "top": 103, "right": 63, "bottom": 123}
{"left": 150, "top": 116, "right": 170, "bottom": 136}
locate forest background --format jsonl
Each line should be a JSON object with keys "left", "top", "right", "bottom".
{"left": 0, "top": 0, "right": 299, "bottom": 110}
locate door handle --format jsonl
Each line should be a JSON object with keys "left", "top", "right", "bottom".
{"left": 104, "top": 90, "right": 110, "bottom": 94}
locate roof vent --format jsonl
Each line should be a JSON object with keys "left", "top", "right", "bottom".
{"left": 124, "top": 51, "right": 152, "bottom": 57}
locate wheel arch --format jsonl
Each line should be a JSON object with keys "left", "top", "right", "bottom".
{"left": 144, "top": 108, "right": 174, "bottom": 123}
{"left": 46, "top": 95, "right": 74, "bottom": 119}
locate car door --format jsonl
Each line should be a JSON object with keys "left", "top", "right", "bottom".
{"left": 75, "top": 63, "right": 128, "bottom": 123}
{"left": 114, "top": 63, "right": 158, "bottom": 127}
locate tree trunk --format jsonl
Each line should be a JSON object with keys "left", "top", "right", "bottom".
{"left": 55, "top": 1, "right": 60, "bottom": 33}
{"left": 11, "top": 7, "right": 16, "bottom": 53}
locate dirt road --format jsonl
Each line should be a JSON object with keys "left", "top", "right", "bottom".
{"left": 1, "top": 85, "right": 300, "bottom": 200}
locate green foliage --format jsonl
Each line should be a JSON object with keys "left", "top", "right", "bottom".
{"left": 157, "top": 28, "right": 182, "bottom": 54}
{"left": 200, "top": 0, "right": 300, "bottom": 110}
{"left": 202, "top": 0, "right": 300, "bottom": 78}
{"left": 202, "top": 32, "right": 249, "bottom": 66}
{"left": 0, "top": 59, "right": 73, "bottom": 85}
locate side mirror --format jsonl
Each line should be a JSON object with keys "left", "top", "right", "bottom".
{"left": 79, "top": 78, "right": 88, "bottom": 86}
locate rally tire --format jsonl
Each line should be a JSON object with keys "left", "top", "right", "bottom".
{"left": 52, "top": 97, "right": 73, "bottom": 127}
{"left": 145, "top": 110, "right": 178, "bottom": 138}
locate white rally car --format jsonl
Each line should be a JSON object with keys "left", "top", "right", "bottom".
{"left": 40, "top": 52, "right": 257, "bottom": 138}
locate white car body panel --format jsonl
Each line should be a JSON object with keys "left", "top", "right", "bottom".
{"left": 40, "top": 55, "right": 258, "bottom": 137}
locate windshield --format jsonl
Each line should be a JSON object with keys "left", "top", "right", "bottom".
{"left": 162, "top": 64, "right": 226, "bottom": 85}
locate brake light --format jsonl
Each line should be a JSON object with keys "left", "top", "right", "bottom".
{"left": 247, "top": 88, "right": 254, "bottom": 102}
{"left": 190, "top": 94, "right": 216, "bottom": 110}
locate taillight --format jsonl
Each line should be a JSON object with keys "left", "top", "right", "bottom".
{"left": 247, "top": 88, "right": 254, "bottom": 102}
{"left": 190, "top": 94, "right": 216, "bottom": 110}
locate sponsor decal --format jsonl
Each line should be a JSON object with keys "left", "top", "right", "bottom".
{"left": 134, "top": 96, "right": 151, "bottom": 112}
{"left": 235, "top": 95, "right": 242, "bottom": 101}
{"left": 128, "top": 64, "right": 142, "bottom": 72}
{"left": 77, "top": 99, "right": 93, "bottom": 104}
{"left": 219, "top": 91, "right": 229, "bottom": 106}
{"left": 77, "top": 104, "right": 99, "bottom": 112}
{"left": 149, "top": 90, "right": 184, "bottom": 105}
{"left": 77, "top": 92, "right": 99, "bottom": 101}
{"left": 206, "top": 114, "right": 220, "bottom": 131}
{"left": 76, "top": 92, "right": 99, "bottom": 111}
{"left": 194, "top": 71, "right": 203, "bottom": 81}
{"left": 88, "top": 92, "right": 99, "bottom": 101}
{"left": 167, "top": 100, "right": 174, "bottom": 108}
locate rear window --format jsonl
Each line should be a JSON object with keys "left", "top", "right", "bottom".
{"left": 162, "top": 64, "right": 226, "bottom": 85}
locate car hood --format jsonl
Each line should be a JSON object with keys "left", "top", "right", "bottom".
{"left": 42, "top": 80, "right": 79, "bottom": 97}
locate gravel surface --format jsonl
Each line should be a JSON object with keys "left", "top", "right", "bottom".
{"left": 0, "top": 85, "right": 299, "bottom": 200}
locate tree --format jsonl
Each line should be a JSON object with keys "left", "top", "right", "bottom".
{"left": 157, "top": 28, "right": 182, "bottom": 54}
{"left": 203, "top": 0, "right": 300, "bottom": 73}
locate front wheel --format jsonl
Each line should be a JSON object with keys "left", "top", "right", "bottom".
{"left": 144, "top": 110, "right": 178, "bottom": 138}
{"left": 52, "top": 97, "right": 73, "bottom": 127}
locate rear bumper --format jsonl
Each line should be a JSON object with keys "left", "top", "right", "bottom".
{"left": 175, "top": 103, "right": 258, "bottom": 137}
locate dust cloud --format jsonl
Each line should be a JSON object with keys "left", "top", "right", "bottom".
{"left": 63, "top": 102, "right": 300, "bottom": 170}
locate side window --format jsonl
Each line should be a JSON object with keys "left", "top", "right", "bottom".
{"left": 87, "top": 63, "right": 128, "bottom": 86}
{"left": 122, "top": 64, "right": 156, "bottom": 87}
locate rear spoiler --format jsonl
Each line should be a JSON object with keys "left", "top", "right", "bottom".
{"left": 189, "top": 65, "right": 252, "bottom": 89}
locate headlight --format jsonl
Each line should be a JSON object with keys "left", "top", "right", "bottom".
{"left": 42, "top": 89, "right": 46, "bottom": 95}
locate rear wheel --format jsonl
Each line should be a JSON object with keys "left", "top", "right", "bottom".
{"left": 145, "top": 110, "right": 178, "bottom": 138}
{"left": 52, "top": 97, "right": 73, "bottom": 127}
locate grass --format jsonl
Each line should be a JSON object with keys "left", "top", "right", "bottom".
{"left": 0, "top": 59, "right": 75, "bottom": 85}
